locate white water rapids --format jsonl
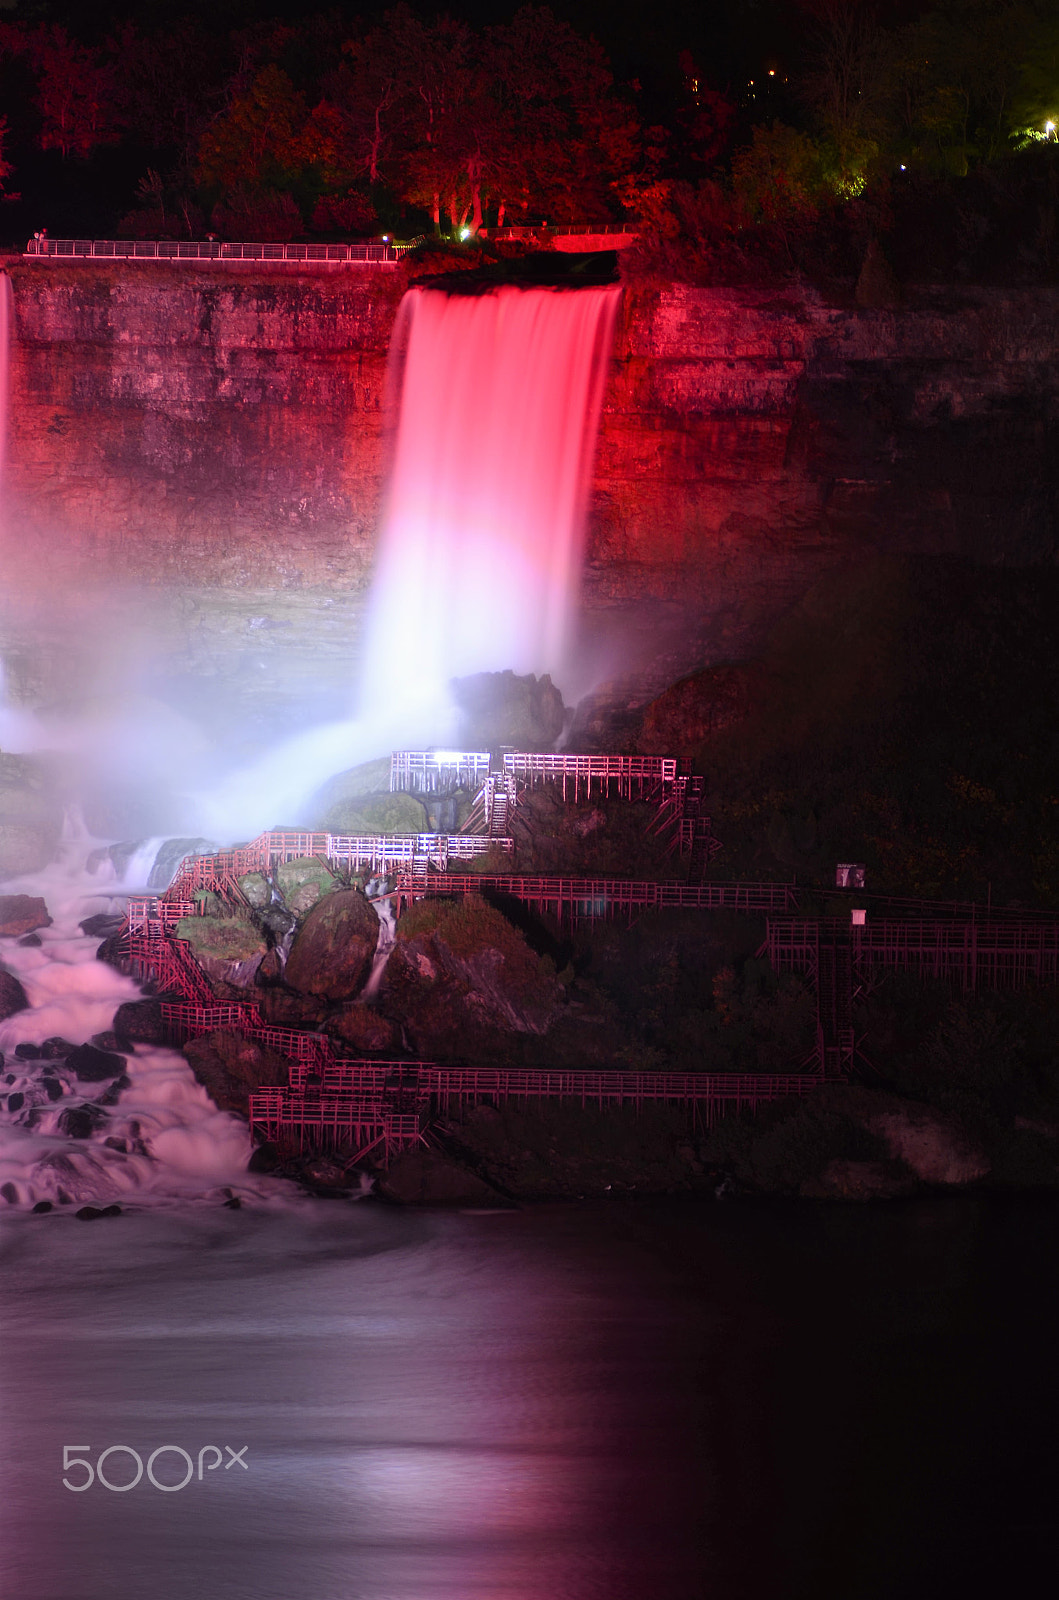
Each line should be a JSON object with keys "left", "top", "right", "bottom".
{"left": 0, "top": 826, "right": 288, "bottom": 1211}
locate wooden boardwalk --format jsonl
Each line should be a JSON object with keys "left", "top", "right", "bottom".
{"left": 767, "top": 916, "right": 1059, "bottom": 991}
{"left": 396, "top": 872, "right": 799, "bottom": 920}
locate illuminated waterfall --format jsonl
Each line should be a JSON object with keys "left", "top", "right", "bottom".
{"left": 361, "top": 281, "right": 622, "bottom": 707}
{"left": 199, "top": 278, "right": 621, "bottom": 835}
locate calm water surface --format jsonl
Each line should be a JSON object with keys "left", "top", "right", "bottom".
{"left": 1, "top": 1195, "right": 1056, "bottom": 1600}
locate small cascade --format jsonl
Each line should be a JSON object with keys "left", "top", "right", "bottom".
{"left": 362, "top": 881, "right": 397, "bottom": 999}
{"left": 117, "top": 837, "right": 170, "bottom": 890}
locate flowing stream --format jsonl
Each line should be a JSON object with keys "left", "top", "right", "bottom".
{"left": 1, "top": 1194, "right": 1056, "bottom": 1599}
{"left": 0, "top": 832, "right": 286, "bottom": 1210}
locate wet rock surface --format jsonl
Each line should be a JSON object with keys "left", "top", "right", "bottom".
{"left": 79, "top": 912, "right": 126, "bottom": 938}
{"left": 66, "top": 1044, "right": 126, "bottom": 1082}
{"left": 0, "top": 970, "right": 30, "bottom": 1020}
{"left": 0, "top": 894, "right": 53, "bottom": 937}
{"left": 183, "top": 1029, "right": 293, "bottom": 1117}
{"left": 283, "top": 889, "right": 379, "bottom": 1001}
{"left": 451, "top": 669, "right": 566, "bottom": 750}
{"left": 378, "top": 1148, "right": 511, "bottom": 1208}
{"left": 112, "top": 998, "right": 169, "bottom": 1046}
{"left": 325, "top": 1003, "right": 397, "bottom": 1055}
{"left": 379, "top": 895, "right": 563, "bottom": 1060}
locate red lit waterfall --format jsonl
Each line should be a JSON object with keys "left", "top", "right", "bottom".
{"left": 360, "top": 282, "right": 622, "bottom": 712}
{"left": 199, "top": 279, "right": 620, "bottom": 834}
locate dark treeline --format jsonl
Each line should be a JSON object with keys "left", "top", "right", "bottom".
{"left": 0, "top": 0, "right": 1056, "bottom": 253}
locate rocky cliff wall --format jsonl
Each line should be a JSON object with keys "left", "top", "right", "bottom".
{"left": 2, "top": 260, "right": 1057, "bottom": 722}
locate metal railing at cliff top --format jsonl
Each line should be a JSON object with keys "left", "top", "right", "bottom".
{"left": 23, "top": 238, "right": 415, "bottom": 265}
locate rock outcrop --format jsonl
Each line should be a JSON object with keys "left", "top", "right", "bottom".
{"left": 0, "top": 895, "right": 52, "bottom": 937}
{"left": 868, "top": 1103, "right": 990, "bottom": 1186}
{"left": 380, "top": 894, "right": 564, "bottom": 1059}
{"left": 6, "top": 268, "right": 1059, "bottom": 732}
{"left": 283, "top": 889, "right": 380, "bottom": 1001}
{"left": 183, "top": 1029, "right": 293, "bottom": 1116}
{"left": 0, "top": 969, "right": 29, "bottom": 1020}
{"left": 173, "top": 916, "right": 267, "bottom": 990}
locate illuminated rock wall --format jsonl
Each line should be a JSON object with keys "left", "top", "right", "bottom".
{"left": 2, "top": 260, "right": 1058, "bottom": 714}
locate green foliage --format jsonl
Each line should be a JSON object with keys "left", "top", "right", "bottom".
{"left": 731, "top": 123, "right": 831, "bottom": 222}
{"left": 174, "top": 915, "right": 265, "bottom": 961}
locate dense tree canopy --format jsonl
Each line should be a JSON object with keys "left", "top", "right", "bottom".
{"left": 0, "top": 0, "right": 1055, "bottom": 254}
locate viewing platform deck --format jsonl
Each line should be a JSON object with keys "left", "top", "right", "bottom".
{"left": 767, "top": 916, "right": 1059, "bottom": 991}
{"left": 501, "top": 751, "right": 677, "bottom": 801}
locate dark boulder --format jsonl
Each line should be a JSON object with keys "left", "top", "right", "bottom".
{"left": 380, "top": 895, "right": 563, "bottom": 1061}
{"left": 94, "top": 1074, "right": 131, "bottom": 1106}
{"left": 0, "top": 971, "right": 29, "bottom": 1021}
{"left": 58, "top": 1106, "right": 105, "bottom": 1138}
{"left": 325, "top": 1004, "right": 397, "bottom": 1055}
{"left": 40, "top": 1037, "right": 73, "bottom": 1058}
{"left": 79, "top": 912, "right": 127, "bottom": 938}
{"left": 112, "top": 998, "right": 167, "bottom": 1046}
{"left": 67, "top": 1044, "right": 126, "bottom": 1082}
{"left": 247, "top": 1141, "right": 282, "bottom": 1173}
{"left": 183, "top": 1029, "right": 292, "bottom": 1116}
{"left": 255, "top": 987, "right": 329, "bottom": 1029}
{"left": 636, "top": 664, "right": 754, "bottom": 757}
{"left": 18, "top": 933, "right": 42, "bottom": 948}
{"left": 0, "top": 894, "right": 52, "bottom": 938}
{"left": 451, "top": 669, "right": 565, "bottom": 750}
{"left": 298, "top": 1155, "right": 358, "bottom": 1193}
{"left": 95, "top": 933, "right": 129, "bottom": 970}
{"left": 15, "top": 1041, "right": 41, "bottom": 1059}
{"left": 283, "top": 890, "right": 379, "bottom": 1001}
{"left": 255, "top": 946, "right": 285, "bottom": 985}
{"left": 90, "top": 1030, "right": 124, "bottom": 1053}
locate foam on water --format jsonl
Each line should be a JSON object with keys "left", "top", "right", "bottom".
{"left": 0, "top": 830, "right": 290, "bottom": 1210}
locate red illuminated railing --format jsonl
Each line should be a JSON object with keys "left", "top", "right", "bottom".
{"left": 24, "top": 238, "right": 408, "bottom": 264}
{"left": 396, "top": 873, "right": 798, "bottom": 918}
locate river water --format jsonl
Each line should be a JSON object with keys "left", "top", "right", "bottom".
{"left": 1, "top": 1193, "right": 1056, "bottom": 1600}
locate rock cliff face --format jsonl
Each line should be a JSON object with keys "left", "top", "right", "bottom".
{"left": 2, "top": 260, "right": 1057, "bottom": 721}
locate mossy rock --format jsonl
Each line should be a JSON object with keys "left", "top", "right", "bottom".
{"left": 275, "top": 856, "right": 336, "bottom": 915}
{"left": 174, "top": 916, "right": 266, "bottom": 962}
{"left": 284, "top": 889, "right": 380, "bottom": 1000}
{"left": 309, "top": 756, "right": 394, "bottom": 811}
{"left": 326, "top": 792, "right": 430, "bottom": 835}
{"left": 238, "top": 871, "right": 272, "bottom": 910}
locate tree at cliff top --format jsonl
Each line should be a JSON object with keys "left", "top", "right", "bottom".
{"left": 195, "top": 63, "right": 350, "bottom": 237}
{"left": 320, "top": 4, "right": 641, "bottom": 234}
{"left": 1, "top": 23, "right": 124, "bottom": 160}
